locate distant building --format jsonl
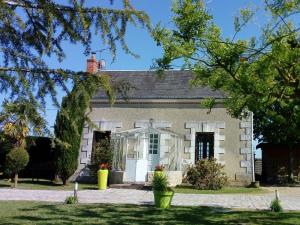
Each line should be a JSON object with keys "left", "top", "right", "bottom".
{"left": 257, "top": 143, "right": 300, "bottom": 183}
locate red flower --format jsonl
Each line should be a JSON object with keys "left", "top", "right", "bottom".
{"left": 99, "top": 163, "right": 109, "bottom": 170}
{"left": 155, "top": 164, "right": 164, "bottom": 171}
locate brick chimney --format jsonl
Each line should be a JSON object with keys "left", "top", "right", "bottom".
{"left": 86, "top": 53, "right": 99, "bottom": 74}
{"left": 86, "top": 53, "right": 106, "bottom": 73}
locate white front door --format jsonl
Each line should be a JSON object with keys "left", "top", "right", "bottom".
{"left": 148, "top": 133, "right": 160, "bottom": 171}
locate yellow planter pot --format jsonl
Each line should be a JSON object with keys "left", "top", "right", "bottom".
{"left": 97, "top": 169, "right": 108, "bottom": 190}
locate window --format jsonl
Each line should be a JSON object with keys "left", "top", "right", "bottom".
{"left": 195, "top": 132, "right": 214, "bottom": 162}
{"left": 149, "top": 133, "right": 159, "bottom": 154}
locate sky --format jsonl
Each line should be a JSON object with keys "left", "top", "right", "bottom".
{"left": 2, "top": 0, "right": 270, "bottom": 157}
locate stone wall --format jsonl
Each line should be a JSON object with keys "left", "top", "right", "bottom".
{"left": 76, "top": 103, "right": 253, "bottom": 184}
{"left": 147, "top": 171, "right": 183, "bottom": 187}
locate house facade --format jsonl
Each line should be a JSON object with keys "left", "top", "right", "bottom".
{"left": 76, "top": 55, "right": 254, "bottom": 185}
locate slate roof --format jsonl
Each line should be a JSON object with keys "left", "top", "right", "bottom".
{"left": 93, "top": 70, "right": 225, "bottom": 100}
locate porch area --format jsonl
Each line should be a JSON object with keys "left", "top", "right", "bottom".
{"left": 110, "top": 127, "right": 183, "bottom": 186}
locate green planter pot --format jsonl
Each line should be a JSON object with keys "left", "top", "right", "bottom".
{"left": 97, "top": 169, "right": 108, "bottom": 190}
{"left": 153, "top": 190, "right": 174, "bottom": 209}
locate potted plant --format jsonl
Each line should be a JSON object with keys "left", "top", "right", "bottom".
{"left": 152, "top": 166, "right": 174, "bottom": 209}
{"left": 97, "top": 163, "right": 109, "bottom": 190}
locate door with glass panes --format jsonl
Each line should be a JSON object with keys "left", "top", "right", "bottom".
{"left": 195, "top": 132, "right": 214, "bottom": 162}
{"left": 148, "top": 133, "right": 160, "bottom": 171}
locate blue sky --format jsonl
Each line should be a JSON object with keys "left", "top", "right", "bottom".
{"left": 2, "top": 0, "right": 269, "bottom": 156}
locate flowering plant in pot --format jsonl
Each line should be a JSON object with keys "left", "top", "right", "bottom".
{"left": 98, "top": 163, "right": 109, "bottom": 190}
{"left": 152, "top": 166, "right": 174, "bottom": 209}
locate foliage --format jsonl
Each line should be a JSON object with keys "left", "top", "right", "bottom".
{"left": 270, "top": 198, "right": 283, "bottom": 212}
{"left": 0, "top": 133, "right": 13, "bottom": 171}
{"left": 186, "top": 158, "right": 228, "bottom": 190}
{"left": 152, "top": 172, "right": 169, "bottom": 192}
{"left": 0, "top": 99, "right": 45, "bottom": 148}
{"left": 5, "top": 147, "right": 29, "bottom": 175}
{"left": 0, "top": 0, "right": 150, "bottom": 131}
{"left": 64, "top": 196, "right": 78, "bottom": 204}
{"left": 153, "top": 2, "right": 300, "bottom": 150}
{"left": 54, "top": 75, "right": 109, "bottom": 184}
{"left": 90, "top": 138, "right": 114, "bottom": 175}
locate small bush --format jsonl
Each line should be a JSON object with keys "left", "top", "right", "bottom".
{"left": 5, "top": 148, "right": 29, "bottom": 176}
{"left": 186, "top": 158, "right": 228, "bottom": 190}
{"left": 152, "top": 172, "right": 169, "bottom": 192}
{"left": 89, "top": 138, "right": 113, "bottom": 175}
{"left": 270, "top": 198, "right": 283, "bottom": 212}
{"left": 65, "top": 196, "right": 78, "bottom": 204}
{"left": 5, "top": 147, "right": 29, "bottom": 188}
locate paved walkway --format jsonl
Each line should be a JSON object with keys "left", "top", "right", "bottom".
{"left": 1, "top": 187, "right": 300, "bottom": 211}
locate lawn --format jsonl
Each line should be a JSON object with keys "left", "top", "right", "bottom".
{"left": 0, "top": 201, "right": 299, "bottom": 225}
{"left": 0, "top": 179, "right": 97, "bottom": 191}
{"left": 174, "top": 185, "right": 268, "bottom": 194}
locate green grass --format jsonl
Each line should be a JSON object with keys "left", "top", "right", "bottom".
{"left": 0, "top": 201, "right": 299, "bottom": 225}
{"left": 0, "top": 179, "right": 97, "bottom": 190}
{"left": 174, "top": 186, "right": 268, "bottom": 194}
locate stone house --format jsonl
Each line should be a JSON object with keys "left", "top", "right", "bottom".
{"left": 76, "top": 55, "right": 254, "bottom": 185}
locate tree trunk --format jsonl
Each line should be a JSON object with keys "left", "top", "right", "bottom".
{"left": 62, "top": 178, "right": 67, "bottom": 185}
{"left": 14, "top": 173, "right": 18, "bottom": 188}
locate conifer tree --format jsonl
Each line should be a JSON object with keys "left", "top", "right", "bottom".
{"left": 0, "top": 0, "right": 150, "bottom": 130}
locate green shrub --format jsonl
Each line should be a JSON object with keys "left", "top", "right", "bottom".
{"left": 64, "top": 196, "right": 78, "bottom": 204}
{"left": 270, "top": 198, "right": 283, "bottom": 212}
{"left": 5, "top": 147, "right": 29, "bottom": 188}
{"left": 152, "top": 172, "right": 169, "bottom": 192}
{"left": 89, "top": 138, "right": 114, "bottom": 175}
{"left": 186, "top": 158, "right": 228, "bottom": 190}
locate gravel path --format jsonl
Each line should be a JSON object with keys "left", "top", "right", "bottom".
{"left": 1, "top": 187, "right": 300, "bottom": 210}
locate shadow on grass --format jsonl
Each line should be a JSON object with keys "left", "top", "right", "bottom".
{"left": 18, "top": 180, "right": 63, "bottom": 187}
{"left": 0, "top": 183, "right": 11, "bottom": 188}
{"left": 80, "top": 186, "right": 98, "bottom": 190}
{"left": 3, "top": 202, "right": 299, "bottom": 225}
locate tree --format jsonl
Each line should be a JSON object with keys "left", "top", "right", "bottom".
{"left": 54, "top": 73, "right": 119, "bottom": 184}
{"left": 0, "top": 99, "right": 45, "bottom": 148}
{"left": 5, "top": 147, "right": 29, "bottom": 188}
{"left": 153, "top": 0, "right": 300, "bottom": 179}
{"left": 0, "top": 0, "right": 150, "bottom": 130}
{"left": 0, "top": 99, "right": 44, "bottom": 185}
{"left": 0, "top": 0, "right": 149, "bottom": 184}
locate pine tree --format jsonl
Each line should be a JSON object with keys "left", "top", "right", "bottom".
{"left": 0, "top": 0, "right": 150, "bottom": 130}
